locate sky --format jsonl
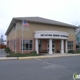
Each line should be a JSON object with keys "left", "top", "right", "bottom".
{"left": 0, "top": 0, "right": 80, "bottom": 40}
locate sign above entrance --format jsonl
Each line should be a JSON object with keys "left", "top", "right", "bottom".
{"left": 34, "top": 31, "right": 68, "bottom": 39}
{"left": 41, "top": 34, "right": 68, "bottom": 38}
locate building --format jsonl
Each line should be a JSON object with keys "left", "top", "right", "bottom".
{"left": 5, "top": 17, "right": 77, "bottom": 54}
{"left": 76, "top": 27, "right": 80, "bottom": 48}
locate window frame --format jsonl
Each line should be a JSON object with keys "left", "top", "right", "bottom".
{"left": 21, "top": 40, "right": 33, "bottom": 50}
{"left": 67, "top": 41, "right": 73, "bottom": 50}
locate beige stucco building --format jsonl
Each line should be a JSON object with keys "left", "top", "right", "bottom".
{"left": 5, "top": 17, "right": 77, "bottom": 54}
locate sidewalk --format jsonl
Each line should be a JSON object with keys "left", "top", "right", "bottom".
{"left": 0, "top": 49, "right": 6, "bottom": 57}
{"left": 0, "top": 53, "right": 80, "bottom": 61}
{"left": 0, "top": 57, "right": 18, "bottom": 60}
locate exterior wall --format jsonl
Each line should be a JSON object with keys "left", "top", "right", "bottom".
{"left": 9, "top": 40, "right": 15, "bottom": 52}
{"left": 7, "top": 41, "right": 9, "bottom": 47}
{"left": 16, "top": 38, "right": 20, "bottom": 53}
{"left": 6, "top": 21, "right": 76, "bottom": 53}
{"left": 7, "top": 25, "right": 16, "bottom": 40}
{"left": 7, "top": 22, "right": 76, "bottom": 41}
{"left": 73, "top": 40, "right": 76, "bottom": 51}
{"left": 41, "top": 39, "right": 48, "bottom": 50}
{"left": 16, "top": 22, "right": 75, "bottom": 40}
{"left": 55, "top": 40, "right": 60, "bottom": 53}
{"left": 15, "top": 38, "right": 34, "bottom": 53}
{"left": 7, "top": 38, "right": 34, "bottom": 54}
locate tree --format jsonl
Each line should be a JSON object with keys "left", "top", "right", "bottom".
{"left": 0, "top": 35, "right": 3, "bottom": 44}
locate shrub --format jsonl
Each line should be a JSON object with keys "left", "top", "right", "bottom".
{"left": 74, "top": 50, "right": 80, "bottom": 54}
{"left": 7, "top": 53, "right": 28, "bottom": 57}
{"left": 68, "top": 50, "right": 74, "bottom": 54}
{"left": 31, "top": 51, "right": 37, "bottom": 54}
{"left": 6, "top": 51, "right": 38, "bottom": 57}
{"left": 56, "top": 50, "right": 60, "bottom": 53}
{"left": 4, "top": 47, "right": 12, "bottom": 54}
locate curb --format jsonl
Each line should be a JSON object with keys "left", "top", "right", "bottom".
{"left": 18, "top": 54, "right": 80, "bottom": 60}
{"left": 0, "top": 54, "right": 80, "bottom": 61}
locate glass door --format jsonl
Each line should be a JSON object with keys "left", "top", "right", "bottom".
{"left": 52, "top": 40, "right": 55, "bottom": 53}
{"left": 38, "top": 40, "right": 42, "bottom": 51}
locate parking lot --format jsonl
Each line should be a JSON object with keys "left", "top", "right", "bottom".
{"left": 0, "top": 49, "right": 6, "bottom": 57}
{"left": 0, "top": 56, "right": 80, "bottom": 80}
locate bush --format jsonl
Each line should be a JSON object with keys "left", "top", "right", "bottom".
{"left": 31, "top": 51, "right": 37, "bottom": 54}
{"left": 74, "top": 50, "right": 80, "bottom": 54}
{"left": 6, "top": 51, "right": 38, "bottom": 57}
{"left": 56, "top": 50, "right": 60, "bottom": 53}
{"left": 68, "top": 50, "right": 74, "bottom": 54}
{"left": 4, "top": 47, "right": 12, "bottom": 53}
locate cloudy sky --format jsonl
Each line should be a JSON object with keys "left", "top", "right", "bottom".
{"left": 0, "top": 0, "right": 80, "bottom": 39}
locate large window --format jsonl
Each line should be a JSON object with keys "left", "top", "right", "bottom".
{"left": 68, "top": 41, "right": 73, "bottom": 50}
{"left": 21, "top": 40, "right": 32, "bottom": 50}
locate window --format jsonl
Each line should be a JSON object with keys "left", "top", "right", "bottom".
{"left": 77, "top": 37, "right": 79, "bottom": 41}
{"left": 68, "top": 41, "right": 73, "bottom": 50}
{"left": 21, "top": 40, "right": 32, "bottom": 50}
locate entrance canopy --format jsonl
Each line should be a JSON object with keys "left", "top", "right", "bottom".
{"left": 34, "top": 31, "right": 68, "bottom": 39}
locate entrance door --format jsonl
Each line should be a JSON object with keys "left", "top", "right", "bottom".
{"left": 52, "top": 40, "right": 55, "bottom": 53}
{"left": 47, "top": 40, "right": 55, "bottom": 53}
{"left": 38, "top": 40, "right": 42, "bottom": 51}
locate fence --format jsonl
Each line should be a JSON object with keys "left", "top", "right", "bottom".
{"left": 0, "top": 44, "right": 6, "bottom": 49}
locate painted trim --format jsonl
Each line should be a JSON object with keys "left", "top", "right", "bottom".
{"left": 34, "top": 30, "right": 68, "bottom": 39}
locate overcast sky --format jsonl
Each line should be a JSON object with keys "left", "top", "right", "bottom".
{"left": 0, "top": 0, "right": 80, "bottom": 39}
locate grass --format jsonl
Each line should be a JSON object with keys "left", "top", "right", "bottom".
{"left": 6, "top": 51, "right": 39, "bottom": 57}
{"left": 74, "top": 50, "right": 80, "bottom": 54}
{"left": 68, "top": 49, "right": 80, "bottom": 54}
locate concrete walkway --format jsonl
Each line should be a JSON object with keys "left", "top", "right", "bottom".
{"left": 0, "top": 49, "right": 6, "bottom": 57}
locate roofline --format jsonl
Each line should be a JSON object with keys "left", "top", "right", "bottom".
{"left": 5, "top": 18, "right": 17, "bottom": 35}
{"left": 14, "top": 18, "right": 77, "bottom": 27}
{"left": 5, "top": 17, "right": 78, "bottom": 35}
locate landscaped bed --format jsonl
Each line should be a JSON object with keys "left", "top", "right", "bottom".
{"left": 6, "top": 52, "right": 39, "bottom": 57}
{"left": 4, "top": 47, "right": 80, "bottom": 57}
{"left": 68, "top": 50, "right": 80, "bottom": 54}
{"left": 4, "top": 47, "right": 39, "bottom": 57}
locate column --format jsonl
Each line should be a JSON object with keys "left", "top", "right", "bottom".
{"left": 61, "top": 39, "right": 64, "bottom": 54}
{"left": 65, "top": 40, "right": 68, "bottom": 53}
{"left": 49, "top": 39, "right": 52, "bottom": 54}
{"left": 35, "top": 39, "right": 39, "bottom": 54}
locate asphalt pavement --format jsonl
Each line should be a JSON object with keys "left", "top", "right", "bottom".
{"left": 0, "top": 56, "right": 80, "bottom": 80}
{"left": 0, "top": 49, "right": 6, "bottom": 57}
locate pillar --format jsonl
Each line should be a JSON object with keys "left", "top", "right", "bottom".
{"left": 35, "top": 39, "right": 39, "bottom": 54}
{"left": 65, "top": 40, "right": 68, "bottom": 53}
{"left": 61, "top": 39, "right": 64, "bottom": 54}
{"left": 49, "top": 39, "right": 52, "bottom": 54}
